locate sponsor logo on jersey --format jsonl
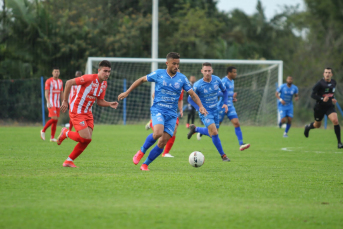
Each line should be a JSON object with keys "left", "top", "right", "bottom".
{"left": 156, "top": 113, "right": 162, "bottom": 116}
{"left": 214, "top": 84, "right": 219, "bottom": 90}
{"left": 209, "top": 87, "right": 212, "bottom": 91}
{"left": 87, "top": 95, "right": 96, "bottom": 100}
{"left": 174, "top": 82, "right": 180, "bottom": 89}
{"left": 157, "top": 117, "right": 163, "bottom": 122}
{"left": 92, "top": 83, "right": 99, "bottom": 88}
{"left": 163, "top": 80, "right": 167, "bottom": 86}
{"left": 101, "top": 84, "right": 106, "bottom": 89}
{"left": 204, "top": 89, "right": 208, "bottom": 93}
{"left": 80, "top": 121, "right": 85, "bottom": 126}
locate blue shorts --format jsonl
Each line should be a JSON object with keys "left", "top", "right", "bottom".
{"left": 278, "top": 105, "right": 293, "bottom": 119}
{"left": 199, "top": 112, "right": 219, "bottom": 129}
{"left": 151, "top": 111, "right": 177, "bottom": 137}
{"left": 218, "top": 106, "right": 238, "bottom": 123}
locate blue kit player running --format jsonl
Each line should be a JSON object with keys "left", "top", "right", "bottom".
{"left": 187, "top": 62, "right": 231, "bottom": 162}
{"left": 118, "top": 52, "right": 207, "bottom": 171}
{"left": 275, "top": 76, "right": 299, "bottom": 137}
{"left": 212, "top": 66, "right": 250, "bottom": 151}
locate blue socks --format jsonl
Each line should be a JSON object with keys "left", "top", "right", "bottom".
{"left": 285, "top": 123, "right": 291, "bottom": 133}
{"left": 141, "top": 133, "right": 157, "bottom": 154}
{"left": 195, "top": 127, "right": 210, "bottom": 137}
{"left": 212, "top": 134, "right": 225, "bottom": 156}
{"left": 235, "top": 126, "right": 244, "bottom": 146}
{"left": 143, "top": 145, "right": 164, "bottom": 165}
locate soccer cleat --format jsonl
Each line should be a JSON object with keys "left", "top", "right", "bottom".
{"left": 187, "top": 124, "right": 196, "bottom": 139}
{"left": 145, "top": 121, "right": 151, "bottom": 130}
{"left": 57, "top": 127, "right": 68, "bottom": 145}
{"left": 186, "top": 123, "right": 190, "bottom": 128}
{"left": 140, "top": 164, "right": 150, "bottom": 171}
{"left": 283, "top": 133, "right": 288, "bottom": 138}
{"left": 63, "top": 160, "right": 77, "bottom": 168}
{"left": 221, "top": 154, "right": 231, "bottom": 162}
{"left": 338, "top": 143, "right": 343, "bottom": 149}
{"left": 133, "top": 150, "right": 145, "bottom": 165}
{"left": 50, "top": 138, "right": 57, "bottom": 142}
{"left": 197, "top": 133, "right": 202, "bottom": 140}
{"left": 239, "top": 143, "right": 250, "bottom": 151}
{"left": 40, "top": 130, "right": 45, "bottom": 141}
{"left": 162, "top": 153, "right": 174, "bottom": 158}
{"left": 304, "top": 125, "right": 310, "bottom": 138}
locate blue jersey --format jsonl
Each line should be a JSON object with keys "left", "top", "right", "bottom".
{"left": 277, "top": 83, "right": 298, "bottom": 107}
{"left": 193, "top": 75, "right": 226, "bottom": 113}
{"left": 218, "top": 77, "right": 235, "bottom": 108}
{"left": 147, "top": 69, "right": 192, "bottom": 117}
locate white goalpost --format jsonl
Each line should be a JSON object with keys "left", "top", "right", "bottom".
{"left": 86, "top": 57, "right": 283, "bottom": 126}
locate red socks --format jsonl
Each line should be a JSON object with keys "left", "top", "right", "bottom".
{"left": 68, "top": 139, "right": 92, "bottom": 160}
{"left": 163, "top": 135, "right": 176, "bottom": 154}
{"left": 69, "top": 120, "right": 73, "bottom": 131}
{"left": 150, "top": 120, "right": 153, "bottom": 129}
{"left": 42, "top": 119, "right": 55, "bottom": 132}
{"left": 42, "top": 119, "right": 58, "bottom": 138}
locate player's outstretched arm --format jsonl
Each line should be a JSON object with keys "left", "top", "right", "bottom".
{"left": 61, "top": 79, "right": 77, "bottom": 113}
{"left": 118, "top": 76, "right": 147, "bottom": 101}
{"left": 97, "top": 99, "right": 119, "bottom": 109}
{"left": 188, "top": 89, "right": 208, "bottom": 115}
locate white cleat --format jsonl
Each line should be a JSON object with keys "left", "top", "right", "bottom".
{"left": 240, "top": 143, "right": 250, "bottom": 151}
{"left": 145, "top": 121, "right": 151, "bottom": 130}
{"left": 197, "top": 133, "right": 202, "bottom": 140}
{"left": 40, "top": 130, "right": 45, "bottom": 141}
{"left": 50, "top": 138, "right": 57, "bottom": 142}
{"left": 283, "top": 133, "right": 288, "bottom": 138}
{"left": 162, "top": 153, "right": 174, "bottom": 158}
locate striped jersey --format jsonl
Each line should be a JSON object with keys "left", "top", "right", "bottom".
{"left": 45, "top": 77, "right": 63, "bottom": 108}
{"left": 68, "top": 85, "right": 79, "bottom": 103}
{"left": 69, "top": 74, "right": 107, "bottom": 114}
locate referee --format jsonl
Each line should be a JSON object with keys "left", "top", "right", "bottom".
{"left": 304, "top": 67, "right": 343, "bottom": 148}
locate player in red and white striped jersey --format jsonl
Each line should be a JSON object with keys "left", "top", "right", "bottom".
{"left": 40, "top": 67, "right": 64, "bottom": 142}
{"left": 57, "top": 60, "right": 119, "bottom": 168}
{"left": 68, "top": 71, "right": 82, "bottom": 131}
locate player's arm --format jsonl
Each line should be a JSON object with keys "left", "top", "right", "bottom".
{"left": 44, "top": 89, "right": 51, "bottom": 108}
{"left": 97, "top": 99, "right": 119, "bottom": 109}
{"left": 275, "top": 91, "right": 286, "bottom": 105}
{"left": 221, "top": 89, "right": 228, "bottom": 113}
{"left": 178, "top": 99, "right": 183, "bottom": 117}
{"left": 60, "top": 90, "right": 64, "bottom": 104}
{"left": 294, "top": 93, "right": 299, "bottom": 101}
{"left": 61, "top": 79, "right": 77, "bottom": 113}
{"left": 311, "top": 82, "right": 328, "bottom": 102}
{"left": 118, "top": 76, "right": 147, "bottom": 101}
{"left": 188, "top": 89, "right": 208, "bottom": 115}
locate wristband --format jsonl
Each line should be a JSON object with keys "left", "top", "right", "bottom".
{"left": 279, "top": 98, "right": 283, "bottom": 102}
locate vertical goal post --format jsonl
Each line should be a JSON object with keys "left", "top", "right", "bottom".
{"left": 85, "top": 57, "right": 283, "bottom": 126}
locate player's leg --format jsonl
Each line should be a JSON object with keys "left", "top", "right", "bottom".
{"left": 207, "top": 118, "right": 230, "bottom": 162}
{"left": 41, "top": 108, "right": 57, "bottom": 141}
{"left": 327, "top": 110, "right": 343, "bottom": 148}
{"left": 49, "top": 116, "right": 58, "bottom": 142}
{"left": 68, "top": 119, "right": 73, "bottom": 131}
{"left": 229, "top": 117, "right": 250, "bottom": 151}
{"left": 304, "top": 106, "right": 324, "bottom": 137}
{"left": 141, "top": 116, "right": 176, "bottom": 170}
{"left": 283, "top": 106, "right": 293, "bottom": 137}
{"left": 188, "top": 113, "right": 212, "bottom": 139}
{"left": 162, "top": 118, "right": 179, "bottom": 157}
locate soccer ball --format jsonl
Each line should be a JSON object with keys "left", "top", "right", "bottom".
{"left": 189, "top": 151, "right": 205, "bottom": 168}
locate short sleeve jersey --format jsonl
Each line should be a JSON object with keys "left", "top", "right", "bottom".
{"left": 45, "top": 77, "right": 63, "bottom": 108}
{"left": 277, "top": 83, "right": 298, "bottom": 107}
{"left": 69, "top": 74, "right": 107, "bottom": 114}
{"left": 193, "top": 75, "right": 226, "bottom": 113}
{"left": 147, "top": 69, "right": 192, "bottom": 117}
{"left": 218, "top": 77, "right": 234, "bottom": 108}
{"left": 312, "top": 79, "right": 337, "bottom": 107}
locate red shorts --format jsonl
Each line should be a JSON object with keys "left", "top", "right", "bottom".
{"left": 69, "top": 112, "right": 94, "bottom": 132}
{"left": 48, "top": 107, "right": 60, "bottom": 117}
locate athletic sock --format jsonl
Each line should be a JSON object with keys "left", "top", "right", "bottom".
{"left": 42, "top": 119, "right": 55, "bottom": 132}
{"left": 234, "top": 126, "right": 243, "bottom": 145}
{"left": 163, "top": 135, "right": 175, "bottom": 154}
{"left": 143, "top": 145, "right": 164, "bottom": 165}
{"left": 334, "top": 125, "right": 341, "bottom": 143}
{"left": 141, "top": 133, "right": 157, "bottom": 154}
{"left": 51, "top": 119, "right": 58, "bottom": 138}
{"left": 68, "top": 139, "right": 92, "bottom": 160}
{"left": 68, "top": 131, "right": 82, "bottom": 142}
{"left": 285, "top": 123, "right": 291, "bottom": 133}
{"left": 195, "top": 127, "right": 210, "bottom": 137}
{"left": 309, "top": 122, "right": 315, "bottom": 129}
{"left": 69, "top": 120, "right": 73, "bottom": 131}
{"left": 212, "top": 134, "right": 225, "bottom": 156}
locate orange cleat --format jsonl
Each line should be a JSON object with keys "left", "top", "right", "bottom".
{"left": 57, "top": 127, "right": 68, "bottom": 145}
{"left": 133, "top": 150, "right": 145, "bottom": 165}
{"left": 186, "top": 123, "right": 190, "bottom": 128}
{"left": 140, "top": 164, "right": 149, "bottom": 171}
{"left": 63, "top": 160, "right": 77, "bottom": 167}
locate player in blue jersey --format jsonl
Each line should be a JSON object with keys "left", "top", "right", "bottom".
{"left": 275, "top": 76, "right": 299, "bottom": 137}
{"left": 118, "top": 52, "right": 207, "bottom": 171}
{"left": 205, "top": 66, "right": 250, "bottom": 151}
{"left": 187, "top": 62, "right": 231, "bottom": 162}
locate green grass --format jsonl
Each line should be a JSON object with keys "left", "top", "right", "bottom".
{"left": 0, "top": 125, "right": 343, "bottom": 229}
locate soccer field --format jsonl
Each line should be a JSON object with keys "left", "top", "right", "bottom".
{"left": 0, "top": 125, "right": 342, "bottom": 229}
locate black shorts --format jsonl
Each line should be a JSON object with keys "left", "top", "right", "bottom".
{"left": 314, "top": 105, "right": 336, "bottom": 122}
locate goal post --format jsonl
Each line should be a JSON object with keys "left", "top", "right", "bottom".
{"left": 86, "top": 57, "right": 283, "bottom": 126}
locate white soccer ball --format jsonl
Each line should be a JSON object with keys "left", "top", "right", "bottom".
{"left": 189, "top": 151, "right": 205, "bottom": 168}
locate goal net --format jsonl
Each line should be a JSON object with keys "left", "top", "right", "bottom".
{"left": 86, "top": 58, "right": 282, "bottom": 126}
